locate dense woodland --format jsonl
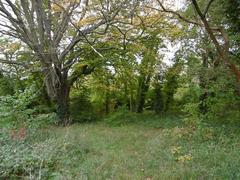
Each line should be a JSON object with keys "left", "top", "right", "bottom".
{"left": 0, "top": 0, "right": 240, "bottom": 179}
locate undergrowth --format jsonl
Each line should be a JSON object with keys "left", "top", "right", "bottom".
{"left": 1, "top": 113, "right": 240, "bottom": 179}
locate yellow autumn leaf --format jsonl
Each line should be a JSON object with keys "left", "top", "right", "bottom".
{"left": 51, "top": 3, "right": 63, "bottom": 12}
{"left": 77, "top": 16, "right": 99, "bottom": 26}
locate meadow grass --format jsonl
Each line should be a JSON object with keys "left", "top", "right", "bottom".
{"left": 48, "top": 115, "right": 240, "bottom": 179}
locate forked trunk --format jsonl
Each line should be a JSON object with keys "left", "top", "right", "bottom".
{"left": 42, "top": 65, "right": 71, "bottom": 125}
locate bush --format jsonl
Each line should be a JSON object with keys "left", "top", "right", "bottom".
{"left": 27, "top": 113, "right": 58, "bottom": 129}
{"left": 204, "top": 69, "right": 240, "bottom": 123}
{"left": 0, "top": 85, "right": 37, "bottom": 128}
{"left": 104, "top": 107, "right": 137, "bottom": 126}
{"left": 183, "top": 102, "right": 201, "bottom": 128}
{"left": 70, "top": 94, "right": 99, "bottom": 123}
{"left": 0, "top": 129, "right": 54, "bottom": 178}
{"left": 0, "top": 85, "right": 57, "bottom": 128}
{"left": 0, "top": 128, "right": 85, "bottom": 179}
{"left": 180, "top": 66, "right": 240, "bottom": 126}
{"left": 103, "top": 107, "right": 182, "bottom": 128}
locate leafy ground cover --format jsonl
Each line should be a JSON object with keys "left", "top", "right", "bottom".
{"left": 1, "top": 114, "right": 240, "bottom": 179}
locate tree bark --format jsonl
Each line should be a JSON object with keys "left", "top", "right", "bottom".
{"left": 55, "top": 72, "right": 71, "bottom": 125}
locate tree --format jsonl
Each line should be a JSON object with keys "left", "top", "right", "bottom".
{"left": 150, "top": 0, "right": 240, "bottom": 83}
{"left": 153, "top": 74, "right": 164, "bottom": 114}
{"left": 135, "top": 32, "right": 160, "bottom": 113}
{"left": 162, "top": 60, "right": 182, "bottom": 112}
{"left": 0, "top": 0, "right": 129, "bottom": 124}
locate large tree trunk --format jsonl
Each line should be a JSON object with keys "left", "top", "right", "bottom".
{"left": 42, "top": 64, "right": 71, "bottom": 125}
{"left": 55, "top": 69, "right": 72, "bottom": 125}
{"left": 56, "top": 77, "right": 71, "bottom": 125}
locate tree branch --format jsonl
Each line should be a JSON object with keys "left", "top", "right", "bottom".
{"left": 154, "top": 0, "right": 202, "bottom": 26}
{"left": 0, "top": 58, "right": 29, "bottom": 67}
{"left": 204, "top": 0, "right": 215, "bottom": 17}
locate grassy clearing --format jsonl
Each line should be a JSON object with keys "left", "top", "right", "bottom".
{"left": 51, "top": 119, "right": 240, "bottom": 179}
{"left": 1, "top": 115, "right": 240, "bottom": 179}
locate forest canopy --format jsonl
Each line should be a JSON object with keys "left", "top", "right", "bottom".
{"left": 0, "top": 0, "right": 239, "bottom": 124}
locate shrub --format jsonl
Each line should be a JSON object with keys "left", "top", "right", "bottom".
{"left": 104, "top": 107, "right": 137, "bottom": 126}
{"left": 0, "top": 129, "right": 54, "bottom": 178}
{"left": 27, "top": 113, "right": 58, "bottom": 129}
{"left": 180, "top": 66, "right": 240, "bottom": 126}
{"left": 204, "top": 69, "right": 240, "bottom": 123}
{"left": 0, "top": 128, "right": 85, "bottom": 179}
{"left": 0, "top": 85, "right": 57, "bottom": 128}
{"left": 70, "top": 94, "right": 98, "bottom": 123}
{"left": 0, "top": 85, "right": 37, "bottom": 128}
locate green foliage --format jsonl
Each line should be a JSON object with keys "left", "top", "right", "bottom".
{"left": 0, "top": 85, "right": 57, "bottom": 128}
{"left": 86, "top": 69, "right": 114, "bottom": 113}
{"left": 27, "top": 113, "right": 58, "bottom": 129}
{"left": 0, "top": 128, "right": 85, "bottom": 179}
{"left": 104, "top": 107, "right": 182, "bottom": 128}
{"left": 104, "top": 107, "right": 137, "bottom": 126}
{"left": 180, "top": 63, "right": 240, "bottom": 126}
{"left": 220, "top": 0, "right": 240, "bottom": 48}
{"left": 183, "top": 102, "right": 201, "bottom": 127}
{"left": 1, "top": 119, "right": 238, "bottom": 179}
{"left": 0, "top": 85, "right": 37, "bottom": 128}
{"left": 162, "top": 61, "right": 183, "bottom": 112}
{"left": 1, "top": 111, "right": 240, "bottom": 179}
{"left": 154, "top": 86, "right": 164, "bottom": 113}
{"left": 70, "top": 93, "right": 98, "bottom": 123}
{"left": 0, "top": 1, "right": 240, "bottom": 178}
{"left": 0, "top": 74, "right": 14, "bottom": 96}
{"left": 179, "top": 84, "right": 202, "bottom": 127}
{"left": 204, "top": 67, "right": 240, "bottom": 123}
{"left": 0, "top": 130, "right": 55, "bottom": 178}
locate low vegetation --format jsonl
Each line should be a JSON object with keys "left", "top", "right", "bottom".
{"left": 1, "top": 113, "right": 240, "bottom": 179}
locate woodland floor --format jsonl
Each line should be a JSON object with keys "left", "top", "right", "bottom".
{"left": 45, "top": 119, "right": 240, "bottom": 179}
